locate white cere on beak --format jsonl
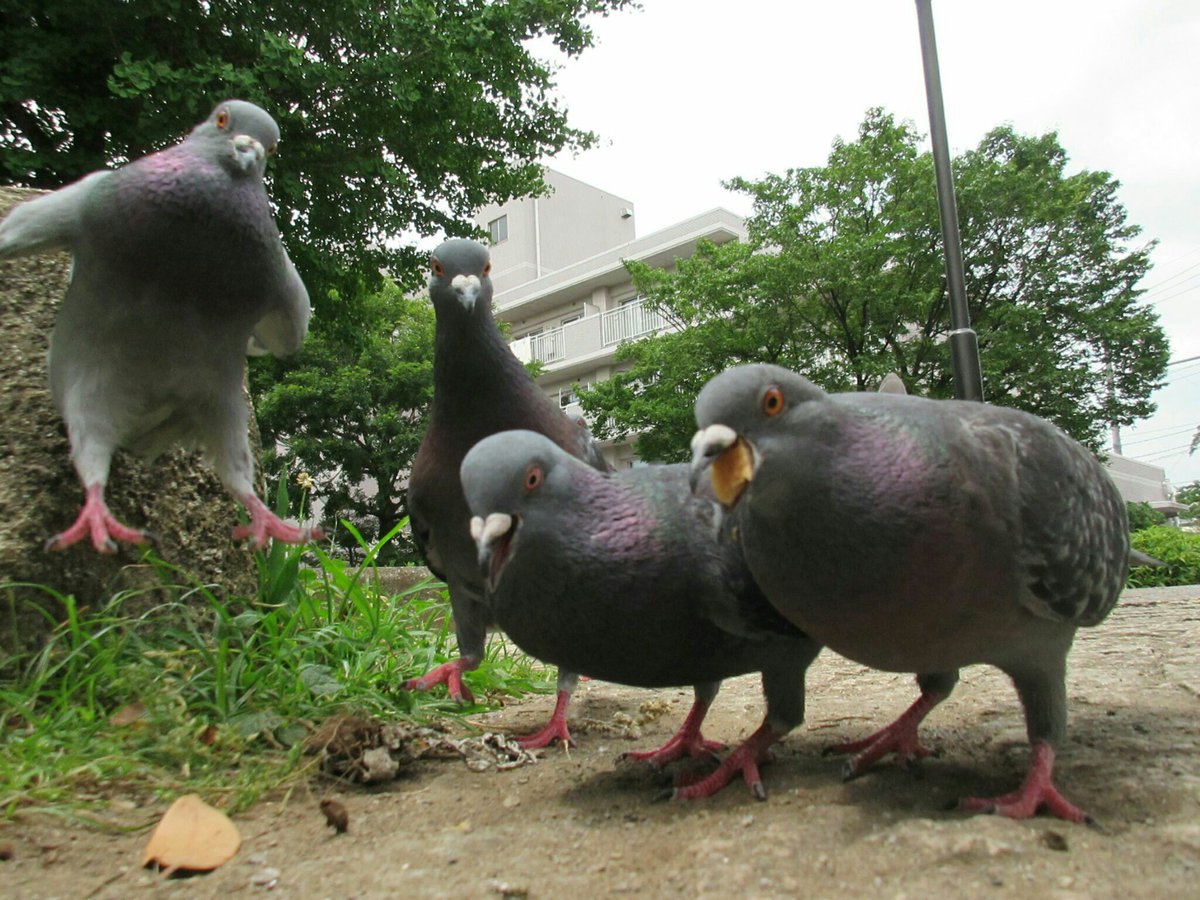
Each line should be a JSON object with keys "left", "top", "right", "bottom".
{"left": 232, "top": 133, "right": 266, "bottom": 170}
{"left": 472, "top": 512, "right": 513, "bottom": 549}
{"left": 452, "top": 273, "right": 482, "bottom": 312}
{"left": 691, "top": 423, "right": 738, "bottom": 458}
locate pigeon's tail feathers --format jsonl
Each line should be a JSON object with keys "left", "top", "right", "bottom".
{"left": 1128, "top": 548, "right": 1166, "bottom": 568}
{"left": 0, "top": 172, "right": 111, "bottom": 260}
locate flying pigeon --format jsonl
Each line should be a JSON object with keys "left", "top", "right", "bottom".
{"left": 0, "top": 100, "right": 321, "bottom": 552}
{"left": 461, "top": 429, "right": 822, "bottom": 800}
{"left": 690, "top": 363, "right": 1129, "bottom": 824}
{"left": 404, "top": 239, "right": 610, "bottom": 748}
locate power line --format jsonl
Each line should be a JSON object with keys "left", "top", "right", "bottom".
{"left": 1120, "top": 425, "right": 1199, "bottom": 448}
{"left": 1140, "top": 258, "right": 1200, "bottom": 295}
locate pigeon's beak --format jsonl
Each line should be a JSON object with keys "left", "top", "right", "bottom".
{"left": 231, "top": 134, "right": 266, "bottom": 172}
{"left": 451, "top": 274, "right": 482, "bottom": 313}
{"left": 471, "top": 512, "right": 518, "bottom": 592}
{"left": 690, "top": 424, "right": 756, "bottom": 508}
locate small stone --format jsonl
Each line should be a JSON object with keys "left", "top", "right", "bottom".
{"left": 502, "top": 794, "right": 521, "bottom": 809}
{"left": 1041, "top": 830, "right": 1069, "bottom": 852}
{"left": 250, "top": 866, "right": 280, "bottom": 886}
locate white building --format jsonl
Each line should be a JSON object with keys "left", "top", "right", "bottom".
{"left": 474, "top": 168, "right": 746, "bottom": 468}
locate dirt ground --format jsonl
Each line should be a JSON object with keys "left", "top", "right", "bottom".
{"left": 3, "top": 584, "right": 1199, "bottom": 898}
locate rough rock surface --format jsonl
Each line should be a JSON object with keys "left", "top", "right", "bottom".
{"left": 0, "top": 186, "right": 257, "bottom": 661}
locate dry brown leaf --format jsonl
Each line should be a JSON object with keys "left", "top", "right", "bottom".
{"left": 141, "top": 794, "right": 241, "bottom": 874}
{"left": 109, "top": 701, "right": 148, "bottom": 727}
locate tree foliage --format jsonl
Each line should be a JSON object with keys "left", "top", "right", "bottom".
{"left": 255, "top": 281, "right": 434, "bottom": 564}
{"left": 580, "top": 109, "right": 1169, "bottom": 462}
{"left": 2, "top": 0, "right": 633, "bottom": 295}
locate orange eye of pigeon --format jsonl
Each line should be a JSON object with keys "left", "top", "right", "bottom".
{"left": 524, "top": 465, "right": 543, "bottom": 492}
{"left": 267, "top": 144, "right": 278, "bottom": 156}
{"left": 762, "top": 387, "right": 785, "bottom": 417}
{"left": 482, "top": 262, "right": 492, "bottom": 277}
{"left": 431, "top": 258, "right": 445, "bottom": 278}
{"left": 216, "top": 110, "right": 230, "bottom": 129}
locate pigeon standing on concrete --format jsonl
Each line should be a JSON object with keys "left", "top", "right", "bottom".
{"left": 690, "top": 363, "right": 1129, "bottom": 823}
{"left": 404, "top": 239, "right": 608, "bottom": 748}
{"left": 0, "top": 100, "right": 321, "bottom": 552}
{"left": 462, "top": 429, "right": 822, "bottom": 800}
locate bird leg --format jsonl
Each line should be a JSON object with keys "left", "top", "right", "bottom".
{"left": 46, "top": 483, "right": 151, "bottom": 553}
{"left": 515, "top": 689, "right": 575, "bottom": 750}
{"left": 959, "top": 740, "right": 1091, "bottom": 824}
{"left": 669, "top": 721, "right": 783, "bottom": 802}
{"left": 620, "top": 696, "right": 725, "bottom": 766}
{"left": 402, "top": 657, "right": 477, "bottom": 705}
{"left": 826, "top": 688, "right": 949, "bottom": 780}
{"left": 232, "top": 493, "right": 325, "bottom": 549}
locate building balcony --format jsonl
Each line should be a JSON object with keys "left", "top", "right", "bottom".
{"left": 509, "top": 297, "right": 670, "bottom": 373}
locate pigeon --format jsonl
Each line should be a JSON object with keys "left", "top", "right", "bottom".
{"left": 404, "top": 239, "right": 609, "bottom": 748}
{"left": 0, "top": 100, "right": 321, "bottom": 552}
{"left": 689, "top": 363, "right": 1129, "bottom": 824}
{"left": 461, "top": 429, "right": 822, "bottom": 800}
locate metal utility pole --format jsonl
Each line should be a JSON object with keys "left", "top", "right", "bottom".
{"left": 914, "top": 0, "right": 985, "bottom": 401}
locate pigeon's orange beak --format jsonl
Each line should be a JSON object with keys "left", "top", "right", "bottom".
{"left": 689, "top": 424, "right": 755, "bottom": 508}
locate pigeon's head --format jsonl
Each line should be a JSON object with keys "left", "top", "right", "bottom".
{"left": 690, "top": 364, "right": 825, "bottom": 508}
{"left": 192, "top": 100, "right": 281, "bottom": 177}
{"left": 429, "top": 239, "right": 493, "bottom": 316}
{"left": 461, "top": 430, "right": 575, "bottom": 593}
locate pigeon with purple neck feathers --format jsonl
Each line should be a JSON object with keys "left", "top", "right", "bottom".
{"left": 690, "top": 363, "right": 1129, "bottom": 824}
{"left": 462, "top": 429, "right": 822, "bottom": 800}
{"left": 0, "top": 100, "right": 321, "bottom": 552}
{"left": 404, "top": 239, "right": 607, "bottom": 749}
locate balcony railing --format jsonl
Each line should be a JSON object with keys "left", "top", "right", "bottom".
{"left": 602, "top": 299, "right": 665, "bottom": 346}
{"left": 509, "top": 297, "right": 668, "bottom": 368}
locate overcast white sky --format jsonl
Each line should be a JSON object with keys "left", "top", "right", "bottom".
{"left": 537, "top": 0, "right": 1200, "bottom": 489}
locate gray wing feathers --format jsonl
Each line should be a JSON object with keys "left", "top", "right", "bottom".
{"left": 247, "top": 252, "right": 310, "bottom": 357}
{"left": 1006, "top": 417, "right": 1129, "bottom": 627}
{"left": 0, "top": 172, "right": 112, "bottom": 259}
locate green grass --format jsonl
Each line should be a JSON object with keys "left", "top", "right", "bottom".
{"left": 0, "top": 513, "right": 553, "bottom": 825}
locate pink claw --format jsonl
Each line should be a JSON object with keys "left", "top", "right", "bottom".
{"left": 402, "top": 657, "right": 476, "bottom": 704}
{"left": 621, "top": 698, "right": 724, "bottom": 767}
{"left": 826, "top": 690, "right": 948, "bottom": 780}
{"left": 46, "top": 484, "right": 150, "bottom": 553}
{"left": 959, "top": 741, "right": 1092, "bottom": 824}
{"left": 233, "top": 493, "right": 324, "bottom": 549}
{"left": 515, "top": 690, "right": 575, "bottom": 749}
{"left": 669, "top": 722, "right": 782, "bottom": 802}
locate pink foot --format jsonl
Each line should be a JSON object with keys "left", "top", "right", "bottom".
{"left": 669, "top": 722, "right": 781, "bottom": 802}
{"left": 959, "top": 741, "right": 1093, "bottom": 824}
{"left": 233, "top": 493, "right": 325, "bottom": 549}
{"left": 402, "top": 657, "right": 476, "bottom": 704}
{"left": 621, "top": 698, "right": 724, "bottom": 767}
{"left": 515, "top": 690, "right": 574, "bottom": 749}
{"left": 826, "top": 690, "right": 947, "bottom": 780}
{"left": 46, "top": 484, "right": 151, "bottom": 553}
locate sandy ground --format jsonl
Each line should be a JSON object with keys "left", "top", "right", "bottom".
{"left": 3, "top": 585, "right": 1198, "bottom": 899}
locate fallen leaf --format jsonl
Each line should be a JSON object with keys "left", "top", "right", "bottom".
{"left": 109, "top": 701, "right": 148, "bottom": 727}
{"left": 142, "top": 794, "right": 241, "bottom": 874}
{"left": 198, "top": 725, "right": 219, "bottom": 746}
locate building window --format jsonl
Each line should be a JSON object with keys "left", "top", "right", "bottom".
{"left": 488, "top": 215, "right": 508, "bottom": 244}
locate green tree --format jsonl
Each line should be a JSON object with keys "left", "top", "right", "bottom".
{"left": 255, "top": 281, "right": 434, "bottom": 564}
{"left": 581, "top": 109, "right": 1169, "bottom": 461}
{"left": 1, "top": 0, "right": 634, "bottom": 295}
{"left": 1176, "top": 481, "right": 1200, "bottom": 525}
